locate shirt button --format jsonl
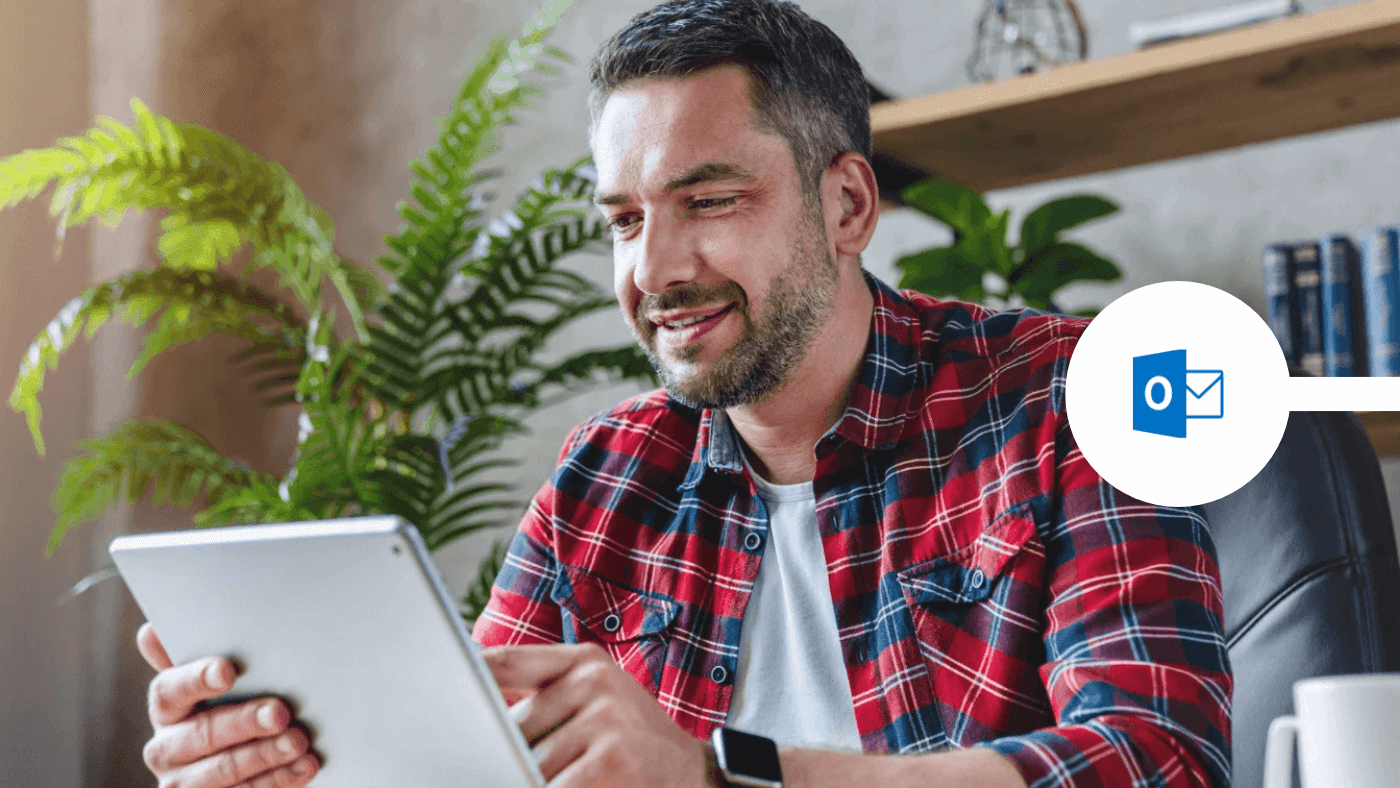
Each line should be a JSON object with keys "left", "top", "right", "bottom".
{"left": 602, "top": 613, "right": 621, "bottom": 633}
{"left": 743, "top": 532, "right": 763, "bottom": 551}
{"left": 710, "top": 665, "right": 730, "bottom": 684}
{"left": 970, "top": 569, "right": 986, "bottom": 589}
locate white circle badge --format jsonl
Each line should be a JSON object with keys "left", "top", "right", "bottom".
{"left": 1065, "top": 281, "right": 1290, "bottom": 507}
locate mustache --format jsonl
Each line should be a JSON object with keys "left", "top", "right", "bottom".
{"left": 635, "top": 281, "right": 746, "bottom": 323}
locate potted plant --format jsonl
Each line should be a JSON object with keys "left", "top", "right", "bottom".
{"left": 894, "top": 177, "right": 1123, "bottom": 314}
{"left": 0, "top": 0, "right": 649, "bottom": 620}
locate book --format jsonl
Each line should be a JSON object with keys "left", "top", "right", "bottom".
{"left": 1292, "top": 241, "right": 1325, "bottom": 376}
{"left": 1320, "top": 234, "right": 1366, "bottom": 376}
{"left": 1262, "top": 243, "right": 1297, "bottom": 367}
{"left": 1129, "top": 0, "right": 1301, "bottom": 49}
{"left": 1361, "top": 226, "right": 1400, "bottom": 377}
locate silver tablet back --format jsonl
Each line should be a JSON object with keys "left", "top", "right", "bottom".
{"left": 110, "top": 516, "right": 544, "bottom": 788}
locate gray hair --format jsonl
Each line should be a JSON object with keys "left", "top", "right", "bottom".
{"left": 588, "top": 0, "right": 870, "bottom": 197}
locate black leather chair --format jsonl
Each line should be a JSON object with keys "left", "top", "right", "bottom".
{"left": 1202, "top": 410, "right": 1400, "bottom": 788}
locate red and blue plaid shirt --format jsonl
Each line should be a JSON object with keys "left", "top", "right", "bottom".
{"left": 474, "top": 275, "right": 1232, "bottom": 788}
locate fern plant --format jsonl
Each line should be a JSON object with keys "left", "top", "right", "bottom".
{"left": 1, "top": 0, "right": 652, "bottom": 621}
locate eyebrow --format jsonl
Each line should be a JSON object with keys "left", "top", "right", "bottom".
{"left": 593, "top": 162, "right": 756, "bottom": 206}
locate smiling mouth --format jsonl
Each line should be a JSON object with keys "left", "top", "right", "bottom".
{"left": 654, "top": 304, "right": 735, "bottom": 332}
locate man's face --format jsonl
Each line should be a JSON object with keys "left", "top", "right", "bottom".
{"left": 592, "top": 66, "right": 837, "bottom": 409}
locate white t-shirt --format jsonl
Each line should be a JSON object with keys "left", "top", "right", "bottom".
{"left": 725, "top": 465, "right": 863, "bottom": 752}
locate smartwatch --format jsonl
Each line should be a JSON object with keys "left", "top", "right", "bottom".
{"left": 710, "top": 727, "right": 783, "bottom": 788}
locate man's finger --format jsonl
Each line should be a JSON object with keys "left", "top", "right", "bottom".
{"left": 147, "top": 657, "right": 236, "bottom": 726}
{"left": 243, "top": 754, "right": 320, "bottom": 788}
{"left": 136, "top": 622, "right": 173, "bottom": 671}
{"left": 481, "top": 643, "right": 605, "bottom": 694}
{"left": 514, "top": 658, "right": 616, "bottom": 744}
{"left": 529, "top": 713, "right": 595, "bottom": 782}
{"left": 176, "top": 734, "right": 316, "bottom": 788}
{"left": 148, "top": 698, "right": 291, "bottom": 768}
{"left": 539, "top": 732, "right": 617, "bottom": 788}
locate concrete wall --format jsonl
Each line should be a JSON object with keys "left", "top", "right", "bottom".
{"left": 3, "top": 1, "right": 1398, "bottom": 785}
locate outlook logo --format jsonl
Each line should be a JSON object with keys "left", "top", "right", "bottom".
{"left": 1067, "top": 282, "right": 1288, "bottom": 507}
{"left": 1132, "top": 349, "right": 1224, "bottom": 437}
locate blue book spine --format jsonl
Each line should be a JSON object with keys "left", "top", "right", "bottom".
{"left": 1292, "top": 241, "right": 1324, "bottom": 376}
{"left": 1361, "top": 225, "right": 1400, "bottom": 377}
{"left": 1262, "top": 243, "right": 1296, "bottom": 366}
{"left": 1321, "top": 234, "right": 1362, "bottom": 376}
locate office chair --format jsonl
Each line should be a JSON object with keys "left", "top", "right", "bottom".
{"left": 1201, "top": 410, "right": 1400, "bottom": 788}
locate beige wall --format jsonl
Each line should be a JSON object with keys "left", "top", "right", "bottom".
{"left": 3, "top": 3, "right": 613, "bottom": 785}
{"left": 0, "top": 0, "right": 94, "bottom": 786}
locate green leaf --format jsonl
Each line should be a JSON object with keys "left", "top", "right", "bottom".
{"left": 194, "top": 479, "right": 317, "bottom": 528}
{"left": 49, "top": 419, "right": 267, "bottom": 554}
{"left": 896, "top": 247, "right": 986, "bottom": 302}
{"left": 898, "top": 178, "right": 991, "bottom": 237}
{"left": 336, "top": 257, "right": 387, "bottom": 320}
{"left": 525, "top": 0, "right": 575, "bottom": 38}
{"left": 157, "top": 215, "right": 244, "bottom": 271}
{"left": 271, "top": 321, "right": 397, "bottom": 520}
{"left": 1018, "top": 195, "right": 1118, "bottom": 255}
{"left": 9, "top": 268, "right": 303, "bottom": 453}
{"left": 365, "top": 161, "right": 611, "bottom": 418}
{"left": 1, "top": 95, "right": 347, "bottom": 322}
{"left": 956, "top": 209, "right": 1013, "bottom": 277}
{"left": 0, "top": 147, "right": 87, "bottom": 211}
{"left": 1011, "top": 242, "right": 1123, "bottom": 305}
{"left": 369, "top": 418, "right": 525, "bottom": 547}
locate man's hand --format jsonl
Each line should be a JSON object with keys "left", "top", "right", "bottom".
{"left": 137, "top": 623, "right": 319, "bottom": 788}
{"left": 484, "top": 643, "right": 714, "bottom": 788}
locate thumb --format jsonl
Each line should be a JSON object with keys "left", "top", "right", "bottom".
{"left": 136, "top": 622, "right": 173, "bottom": 671}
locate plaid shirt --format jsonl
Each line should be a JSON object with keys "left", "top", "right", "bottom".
{"left": 474, "top": 275, "right": 1232, "bottom": 788}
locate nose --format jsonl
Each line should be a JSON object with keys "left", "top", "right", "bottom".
{"left": 629, "top": 213, "right": 699, "bottom": 296}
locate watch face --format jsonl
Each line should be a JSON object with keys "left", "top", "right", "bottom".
{"left": 716, "top": 728, "right": 782, "bottom": 783}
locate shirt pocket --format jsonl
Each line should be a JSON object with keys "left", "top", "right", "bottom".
{"left": 896, "top": 504, "right": 1050, "bottom": 746}
{"left": 552, "top": 567, "right": 680, "bottom": 695}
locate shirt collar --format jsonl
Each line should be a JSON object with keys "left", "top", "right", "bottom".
{"left": 680, "top": 408, "right": 743, "bottom": 490}
{"left": 680, "top": 273, "right": 933, "bottom": 489}
{"left": 830, "top": 273, "right": 931, "bottom": 451}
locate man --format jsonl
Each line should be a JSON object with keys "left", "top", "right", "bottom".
{"left": 137, "top": 1, "right": 1232, "bottom": 787}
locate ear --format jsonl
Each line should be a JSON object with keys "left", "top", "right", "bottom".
{"left": 821, "top": 151, "right": 879, "bottom": 259}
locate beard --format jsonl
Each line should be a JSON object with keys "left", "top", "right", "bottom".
{"left": 631, "top": 211, "right": 839, "bottom": 410}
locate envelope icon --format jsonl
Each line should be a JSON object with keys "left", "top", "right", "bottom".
{"left": 1185, "top": 370, "right": 1224, "bottom": 419}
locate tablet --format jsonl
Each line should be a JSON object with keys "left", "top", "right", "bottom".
{"left": 109, "top": 515, "right": 545, "bottom": 788}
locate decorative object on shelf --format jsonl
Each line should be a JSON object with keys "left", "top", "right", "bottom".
{"left": 1130, "top": 0, "right": 1302, "bottom": 49}
{"left": 875, "top": 1, "right": 1399, "bottom": 194}
{"left": 967, "top": 0, "right": 1089, "bottom": 82}
{"left": 0, "top": 0, "right": 651, "bottom": 622}
{"left": 895, "top": 177, "right": 1121, "bottom": 315}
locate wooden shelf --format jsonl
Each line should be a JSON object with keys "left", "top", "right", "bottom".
{"left": 1358, "top": 411, "right": 1400, "bottom": 457}
{"left": 870, "top": 0, "right": 1400, "bottom": 193}
{"left": 868, "top": 0, "right": 1400, "bottom": 457}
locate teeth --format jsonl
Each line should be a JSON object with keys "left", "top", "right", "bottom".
{"left": 664, "top": 312, "right": 715, "bottom": 329}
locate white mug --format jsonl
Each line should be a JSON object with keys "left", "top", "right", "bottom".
{"left": 1264, "top": 673, "right": 1400, "bottom": 788}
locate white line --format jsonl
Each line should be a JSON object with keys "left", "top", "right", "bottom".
{"left": 1286, "top": 376, "right": 1400, "bottom": 412}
